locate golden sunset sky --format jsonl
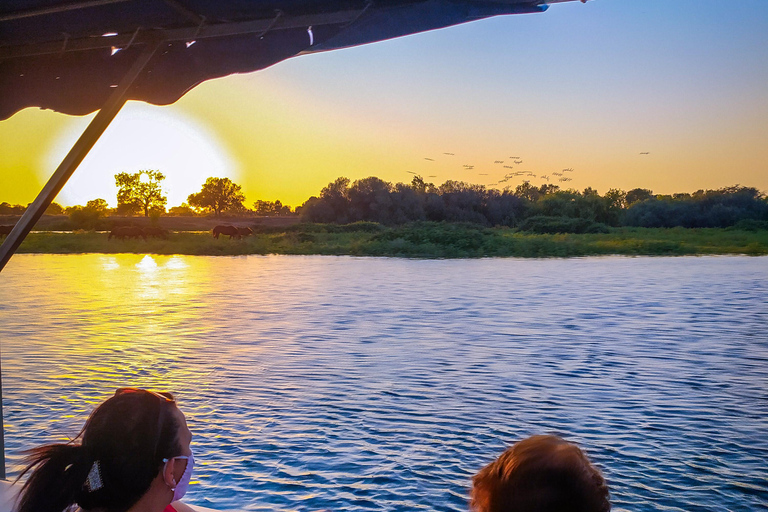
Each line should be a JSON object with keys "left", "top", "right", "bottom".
{"left": 1, "top": 0, "right": 767, "bottom": 209}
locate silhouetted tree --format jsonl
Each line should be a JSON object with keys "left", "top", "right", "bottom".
{"left": 85, "top": 198, "right": 110, "bottom": 215}
{"left": 188, "top": 177, "right": 246, "bottom": 216}
{"left": 254, "top": 200, "right": 293, "bottom": 216}
{"left": 45, "top": 202, "right": 64, "bottom": 215}
{"left": 317, "top": 177, "right": 351, "bottom": 223}
{"left": 65, "top": 198, "right": 109, "bottom": 229}
{"left": 115, "top": 170, "right": 167, "bottom": 217}
{"left": 348, "top": 177, "right": 393, "bottom": 223}
{"left": 0, "top": 202, "right": 26, "bottom": 214}
{"left": 168, "top": 203, "right": 197, "bottom": 216}
{"left": 626, "top": 188, "right": 654, "bottom": 206}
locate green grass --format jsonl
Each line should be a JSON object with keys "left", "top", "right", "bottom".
{"left": 14, "top": 224, "right": 768, "bottom": 258}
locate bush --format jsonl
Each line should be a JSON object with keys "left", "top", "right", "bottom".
{"left": 373, "top": 222, "right": 489, "bottom": 251}
{"left": 67, "top": 207, "right": 103, "bottom": 230}
{"left": 728, "top": 219, "right": 768, "bottom": 231}
{"left": 517, "top": 216, "right": 610, "bottom": 234}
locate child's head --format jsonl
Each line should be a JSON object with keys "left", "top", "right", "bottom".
{"left": 470, "top": 435, "right": 610, "bottom": 512}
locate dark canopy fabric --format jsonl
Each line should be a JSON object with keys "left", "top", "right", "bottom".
{"left": 0, "top": 0, "right": 556, "bottom": 120}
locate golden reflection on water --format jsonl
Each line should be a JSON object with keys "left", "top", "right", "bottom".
{"left": 6, "top": 255, "right": 229, "bottom": 398}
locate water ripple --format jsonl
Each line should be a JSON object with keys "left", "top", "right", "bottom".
{"left": 1, "top": 255, "right": 766, "bottom": 511}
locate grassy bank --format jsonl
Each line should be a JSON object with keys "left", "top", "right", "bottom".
{"left": 11, "top": 223, "right": 768, "bottom": 258}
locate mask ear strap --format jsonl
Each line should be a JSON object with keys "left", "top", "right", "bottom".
{"left": 162, "top": 458, "right": 177, "bottom": 489}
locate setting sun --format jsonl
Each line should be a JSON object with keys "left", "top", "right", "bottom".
{"left": 41, "top": 103, "right": 240, "bottom": 208}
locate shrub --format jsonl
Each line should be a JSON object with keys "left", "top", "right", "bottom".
{"left": 517, "top": 216, "right": 609, "bottom": 234}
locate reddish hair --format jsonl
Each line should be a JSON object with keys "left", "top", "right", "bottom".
{"left": 470, "top": 435, "right": 610, "bottom": 512}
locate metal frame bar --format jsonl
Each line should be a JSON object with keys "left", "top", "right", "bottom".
{"left": 0, "top": 0, "right": 133, "bottom": 22}
{"left": 0, "top": 8, "right": 363, "bottom": 60}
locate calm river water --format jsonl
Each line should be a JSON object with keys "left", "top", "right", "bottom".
{"left": 1, "top": 254, "right": 766, "bottom": 511}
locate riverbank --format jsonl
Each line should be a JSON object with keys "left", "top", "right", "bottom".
{"left": 9, "top": 223, "right": 768, "bottom": 257}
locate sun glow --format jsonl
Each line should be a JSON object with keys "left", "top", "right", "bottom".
{"left": 41, "top": 103, "right": 240, "bottom": 208}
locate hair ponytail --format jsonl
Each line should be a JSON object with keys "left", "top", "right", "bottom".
{"left": 15, "top": 390, "right": 181, "bottom": 512}
{"left": 15, "top": 442, "right": 91, "bottom": 512}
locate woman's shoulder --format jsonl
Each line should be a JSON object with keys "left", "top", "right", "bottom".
{"left": 167, "top": 502, "right": 201, "bottom": 512}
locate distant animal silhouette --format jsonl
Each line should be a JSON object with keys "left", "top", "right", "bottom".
{"left": 108, "top": 226, "right": 146, "bottom": 240}
{"left": 0, "top": 225, "right": 13, "bottom": 237}
{"left": 640, "top": 152, "right": 650, "bottom": 155}
{"left": 144, "top": 227, "right": 169, "bottom": 239}
{"left": 213, "top": 225, "right": 241, "bottom": 239}
{"left": 238, "top": 227, "right": 254, "bottom": 237}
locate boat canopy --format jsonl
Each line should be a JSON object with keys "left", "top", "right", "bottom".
{"left": 0, "top": 0, "right": 570, "bottom": 121}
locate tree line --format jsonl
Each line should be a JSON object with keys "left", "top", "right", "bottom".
{"left": 0, "top": 170, "right": 296, "bottom": 224}
{"left": 2, "top": 170, "right": 766, "bottom": 232}
{"left": 299, "top": 176, "right": 768, "bottom": 231}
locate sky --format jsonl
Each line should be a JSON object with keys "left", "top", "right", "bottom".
{"left": 1, "top": 0, "right": 767, "bottom": 209}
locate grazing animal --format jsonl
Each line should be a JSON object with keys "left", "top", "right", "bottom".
{"left": 237, "top": 227, "right": 254, "bottom": 237}
{"left": 144, "top": 227, "right": 169, "bottom": 239}
{"left": 108, "top": 226, "right": 146, "bottom": 240}
{"left": 0, "top": 225, "right": 13, "bottom": 237}
{"left": 212, "top": 225, "right": 241, "bottom": 239}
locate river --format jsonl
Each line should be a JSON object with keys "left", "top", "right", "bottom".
{"left": 1, "top": 254, "right": 766, "bottom": 511}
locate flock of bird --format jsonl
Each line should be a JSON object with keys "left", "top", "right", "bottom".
{"left": 407, "top": 151, "right": 580, "bottom": 188}
{"left": 402, "top": 150, "right": 651, "bottom": 188}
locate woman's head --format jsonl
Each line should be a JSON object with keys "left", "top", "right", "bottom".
{"left": 470, "top": 435, "right": 610, "bottom": 512}
{"left": 17, "top": 388, "right": 192, "bottom": 512}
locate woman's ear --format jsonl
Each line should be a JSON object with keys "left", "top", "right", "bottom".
{"left": 162, "top": 459, "right": 177, "bottom": 489}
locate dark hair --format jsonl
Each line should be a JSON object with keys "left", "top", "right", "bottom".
{"left": 15, "top": 389, "right": 182, "bottom": 512}
{"left": 470, "top": 435, "right": 610, "bottom": 512}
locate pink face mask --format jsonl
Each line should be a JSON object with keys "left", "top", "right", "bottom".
{"left": 164, "top": 450, "right": 194, "bottom": 501}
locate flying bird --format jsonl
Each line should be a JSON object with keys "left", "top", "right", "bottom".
{"left": 406, "top": 171, "right": 417, "bottom": 174}
{"left": 444, "top": 152, "right": 455, "bottom": 156}
{"left": 494, "top": 160, "right": 504, "bottom": 164}
{"left": 514, "top": 160, "right": 523, "bottom": 164}
{"left": 563, "top": 168, "right": 574, "bottom": 172}
{"left": 640, "top": 152, "right": 650, "bottom": 155}
{"left": 509, "top": 156, "right": 520, "bottom": 159}
{"left": 428, "top": 175, "right": 437, "bottom": 178}
{"left": 424, "top": 157, "right": 434, "bottom": 161}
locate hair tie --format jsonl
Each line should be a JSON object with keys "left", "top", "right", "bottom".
{"left": 84, "top": 460, "right": 104, "bottom": 492}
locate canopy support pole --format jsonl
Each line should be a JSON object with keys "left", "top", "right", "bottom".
{"left": 0, "top": 40, "right": 161, "bottom": 273}
{"left": 0, "top": 39, "right": 161, "bottom": 479}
